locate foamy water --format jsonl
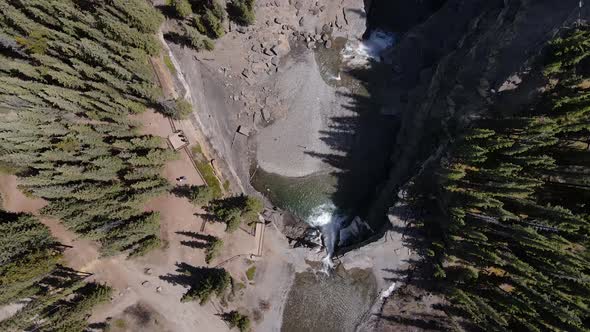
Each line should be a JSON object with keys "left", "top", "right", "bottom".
{"left": 307, "top": 203, "right": 338, "bottom": 227}
{"left": 307, "top": 203, "right": 343, "bottom": 270}
{"left": 341, "top": 29, "right": 395, "bottom": 68}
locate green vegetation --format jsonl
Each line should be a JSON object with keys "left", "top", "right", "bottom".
{"left": 172, "top": 184, "right": 215, "bottom": 206}
{"left": 227, "top": 0, "right": 256, "bottom": 26}
{"left": 182, "top": 23, "right": 215, "bottom": 51}
{"left": 0, "top": 211, "right": 59, "bottom": 305}
{"left": 175, "top": 98, "right": 194, "bottom": 119}
{"left": 172, "top": 0, "right": 193, "bottom": 18}
{"left": 192, "top": 146, "right": 223, "bottom": 198}
{"left": 127, "top": 235, "right": 162, "bottom": 258}
{"left": 209, "top": 195, "right": 263, "bottom": 232}
{"left": 205, "top": 237, "right": 223, "bottom": 264}
{"left": 424, "top": 26, "right": 590, "bottom": 331}
{"left": 245, "top": 266, "right": 256, "bottom": 281}
{"left": 0, "top": 0, "right": 171, "bottom": 257}
{"left": 0, "top": 210, "right": 111, "bottom": 331}
{"left": 159, "top": 97, "right": 194, "bottom": 119}
{"left": 113, "top": 318, "right": 127, "bottom": 329}
{"left": 164, "top": 0, "right": 256, "bottom": 51}
{"left": 180, "top": 267, "right": 231, "bottom": 304}
{"left": 223, "top": 310, "right": 251, "bottom": 332}
{"left": 191, "top": 1, "right": 225, "bottom": 39}
{"left": 163, "top": 54, "right": 177, "bottom": 74}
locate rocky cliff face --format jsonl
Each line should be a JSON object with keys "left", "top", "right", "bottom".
{"left": 364, "top": 1, "right": 587, "bottom": 329}
{"left": 367, "top": 0, "right": 585, "bottom": 223}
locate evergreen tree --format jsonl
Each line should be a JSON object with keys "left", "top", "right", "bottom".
{"left": 432, "top": 25, "right": 590, "bottom": 331}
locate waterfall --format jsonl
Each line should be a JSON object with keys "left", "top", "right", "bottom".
{"left": 341, "top": 29, "right": 396, "bottom": 68}
{"left": 307, "top": 203, "right": 373, "bottom": 271}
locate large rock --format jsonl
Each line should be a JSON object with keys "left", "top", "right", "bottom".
{"left": 298, "top": 16, "right": 305, "bottom": 27}
{"left": 275, "top": 212, "right": 318, "bottom": 248}
{"left": 271, "top": 41, "right": 290, "bottom": 56}
{"left": 251, "top": 62, "right": 266, "bottom": 74}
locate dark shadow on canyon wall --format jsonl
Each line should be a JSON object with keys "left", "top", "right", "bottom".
{"left": 304, "top": 57, "right": 399, "bottom": 235}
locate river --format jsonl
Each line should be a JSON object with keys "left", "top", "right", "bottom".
{"left": 252, "top": 31, "right": 397, "bottom": 331}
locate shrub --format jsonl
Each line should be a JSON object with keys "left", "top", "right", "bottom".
{"left": 113, "top": 319, "right": 126, "bottom": 329}
{"left": 164, "top": 54, "right": 176, "bottom": 74}
{"left": 172, "top": 185, "right": 215, "bottom": 206}
{"left": 209, "top": 195, "right": 263, "bottom": 233}
{"left": 245, "top": 266, "right": 256, "bottom": 281}
{"left": 183, "top": 24, "right": 216, "bottom": 51}
{"left": 175, "top": 98, "right": 193, "bottom": 119}
{"left": 242, "top": 196, "right": 263, "bottom": 222}
{"left": 223, "top": 311, "right": 251, "bottom": 332}
{"left": 172, "top": 0, "right": 192, "bottom": 18}
{"left": 202, "top": 38, "right": 215, "bottom": 51}
{"left": 193, "top": 7, "right": 225, "bottom": 39}
{"left": 127, "top": 236, "right": 161, "bottom": 258}
{"left": 159, "top": 98, "right": 193, "bottom": 119}
{"left": 192, "top": 148, "right": 223, "bottom": 198}
{"left": 227, "top": 0, "right": 255, "bottom": 26}
{"left": 205, "top": 237, "right": 223, "bottom": 264}
{"left": 181, "top": 268, "right": 231, "bottom": 304}
{"left": 225, "top": 211, "right": 242, "bottom": 233}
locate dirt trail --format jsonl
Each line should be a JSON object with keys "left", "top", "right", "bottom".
{"left": 0, "top": 174, "right": 45, "bottom": 213}
{"left": 0, "top": 174, "right": 100, "bottom": 271}
{"left": 0, "top": 110, "right": 257, "bottom": 331}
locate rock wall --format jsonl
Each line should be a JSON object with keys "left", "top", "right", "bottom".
{"left": 363, "top": 0, "right": 588, "bottom": 330}
{"left": 368, "top": 0, "right": 585, "bottom": 223}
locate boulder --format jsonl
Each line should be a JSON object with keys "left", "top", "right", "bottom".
{"left": 251, "top": 62, "right": 266, "bottom": 74}
{"left": 271, "top": 56, "right": 279, "bottom": 66}
{"left": 270, "top": 45, "right": 279, "bottom": 55}
{"left": 274, "top": 41, "right": 290, "bottom": 56}
{"left": 263, "top": 48, "right": 274, "bottom": 56}
{"left": 325, "top": 40, "right": 332, "bottom": 49}
{"left": 261, "top": 108, "right": 271, "bottom": 122}
{"left": 335, "top": 17, "right": 342, "bottom": 29}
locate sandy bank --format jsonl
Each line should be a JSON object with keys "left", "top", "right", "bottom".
{"left": 255, "top": 50, "right": 341, "bottom": 177}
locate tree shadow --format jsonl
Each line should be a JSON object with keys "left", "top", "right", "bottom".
{"left": 375, "top": 313, "right": 447, "bottom": 330}
{"left": 176, "top": 230, "right": 215, "bottom": 241}
{"left": 163, "top": 31, "right": 193, "bottom": 49}
{"left": 87, "top": 322, "right": 108, "bottom": 331}
{"left": 301, "top": 53, "right": 400, "bottom": 253}
{"left": 180, "top": 240, "right": 209, "bottom": 249}
{"left": 176, "top": 231, "right": 215, "bottom": 249}
{"left": 154, "top": 4, "right": 178, "bottom": 19}
{"left": 300, "top": 45, "right": 460, "bottom": 327}
{"left": 159, "top": 262, "right": 209, "bottom": 288}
